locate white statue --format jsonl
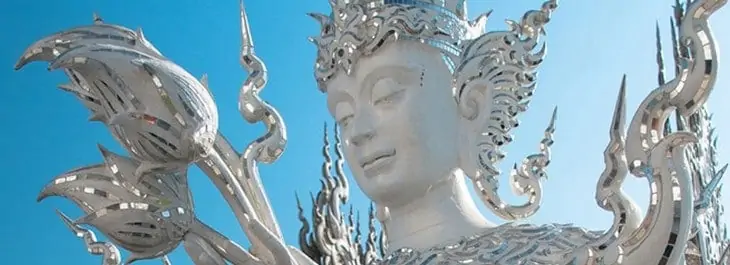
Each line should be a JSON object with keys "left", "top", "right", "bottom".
{"left": 14, "top": 0, "right": 729, "bottom": 264}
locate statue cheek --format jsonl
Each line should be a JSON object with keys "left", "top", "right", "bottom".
{"left": 457, "top": 121, "right": 478, "bottom": 178}
{"left": 340, "top": 139, "right": 361, "bottom": 172}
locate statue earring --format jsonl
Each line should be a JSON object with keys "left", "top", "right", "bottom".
{"left": 376, "top": 205, "right": 390, "bottom": 222}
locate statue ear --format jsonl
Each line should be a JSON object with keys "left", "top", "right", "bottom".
{"left": 456, "top": 84, "right": 491, "bottom": 179}
{"left": 453, "top": 33, "right": 536, "bottom": 179}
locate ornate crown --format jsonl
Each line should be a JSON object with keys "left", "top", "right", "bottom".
{"left": 308, "top": 0, "right": 489, "bottom": 91}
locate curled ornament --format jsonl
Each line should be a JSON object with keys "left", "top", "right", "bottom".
{"left": 624, "top": 0, "right": 723, "bottom": 172}
{"left": 193, "top": 1, "right": 286, "bottom": 264}
{"left": 569, "top": 0, "right": 726, "bottom": 264}
{"left": 296, "top": 124, "right": 385, "bottom": 265}
{"left": 38, "top": 145, "right": 194, "bottom": 264}
{"left": 453, "top": 0, "right": 558, "bottom": 221}
{"left": 15, "top": 15, "right": 218, "bottom": 173}
{"left": 55, "top": 210, "right": 122, "bottom": 265}
{"left": 302, "top": 124, "right": 353, "bottom": 262}
{"left": 240, "top": 0, "right": 288, "bottom": 246}
{"left": 583, "top": 77, "right": 642, "bottom": 262}
{"left": 622, "top": 0, "right": 725, "bottom": 263}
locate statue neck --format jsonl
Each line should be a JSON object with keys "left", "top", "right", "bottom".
{"left": 381, "top": 169, "right": 494, "bottom": 251}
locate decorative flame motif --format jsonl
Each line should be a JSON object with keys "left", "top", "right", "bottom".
{"left": 307, "top": 0, "right": 488, "bottom": 91}
{"left": 14, "top": 0, "right": 730, "bottom": 265}
{"left": 664, "top": 1, "right": 729, "bottom": 263}
{"left": 37, "top": 145, "right": 193, "bottom": 264}
{"left": 15, "top": 15, "right": 218, "bottom": 172}
{"left": 453, "top": 0, "right": 558, "bottom": 221}
{"left": 296, "top": 124, "right": 386, "bottom": 265}
{"left": 564, "top": 0, "right": 728, "bottom": 264}
{"left": 20, "top": 1, "right": 292, "bottom": 264}
{"left": 194, "top": 1, "right": 287, "bottom": 262}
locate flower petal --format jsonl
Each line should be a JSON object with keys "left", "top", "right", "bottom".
{"left": 37, "top": 164, "right": 139, "bottom": 213}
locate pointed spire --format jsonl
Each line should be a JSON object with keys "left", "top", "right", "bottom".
{"left": 655, "top": 21, "right": 666, "bottom": 86}
{"left": 668, "top": 9, "right": 688, "bottom": 132}
{"left": 610, "top": 75, "right": 627, "bottom": 137}
{"left": 57, "top": 83, "right": 77, "bottom": 93}
{"left": 200, "top": 74, "right": 209, "bottom": 88}
{"left": 655, "top": 22, "right": 674, "bottom": 136}
{"left": 88, "top": 112, "right": 106, "bottom": 122}
{"left": 323, "top": 122, "right": 330, "bottom": 149}
{"left": 239, "top": 0, "right": 254, "bottom": 56}
{"left": 672, "top": 0, "right": 691, "bottom": 60}
{"left": 669, "top": 17, "right": 682, "bottom": 76}
{"left": 549, "top": 106, "right": 558, "bottom": 131}
{"left": 56, "top": 210, "right": 80, "bottom": 233}
{"left": 470, "top": 10, "right": 491, "bottom": 33}
{"left": 673, "top": 0, "right": 684, "bottom": 26}
{"left": 696, "top": 164, "right": 728, "bottom": 210}
{"left": 92, "top": 12, "right": 103, "bottom": 24}
{"left": 321, "top": 122, "right": 334, "bottom": 186}
{"left": 307, "top": 13, "right": 331, "bottom": 29}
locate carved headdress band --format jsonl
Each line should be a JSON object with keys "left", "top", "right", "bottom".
{"left": 308, "top": 0, "right": 488, "bottom": 91}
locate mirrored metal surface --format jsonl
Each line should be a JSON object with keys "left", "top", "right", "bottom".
{"left": 16, "top": 0, "right": 729, "bottom": 264}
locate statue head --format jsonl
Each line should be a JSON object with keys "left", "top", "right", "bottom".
{"left": 326, "top": 40, "right": 461, "bottom": 207}
{"left": 309, "top": 0, "right": 557, "bottom": 209}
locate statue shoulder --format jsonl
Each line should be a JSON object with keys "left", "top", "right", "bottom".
{"left": 379, "top": 223, "right": 602, "bottom": 265}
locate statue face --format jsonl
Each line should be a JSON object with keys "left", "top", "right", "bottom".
{"left": 327, "top": 41, "right": 461, "bottom": 207}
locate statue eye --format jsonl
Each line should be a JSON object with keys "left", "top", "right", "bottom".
{"left": 372, "top": 78, "right": 405, "bottom": 105}
{"left": 337, "top": 114, "right": 354, "bottom": 127}
{"left": 334, "top": 103, "right": 354, "bottom": 127}
{"left": 373, "top": 90, "right": 404, "bottom": 105}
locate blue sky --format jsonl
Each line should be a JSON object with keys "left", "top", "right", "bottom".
{"left": 0, "top": 0, "right": 728, "bottom": 264}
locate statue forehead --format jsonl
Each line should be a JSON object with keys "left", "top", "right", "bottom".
{"left": 324, "top": 41, "right": 440, "bottom": 112}
{"left": 333, "top": 41, "right": 451, "bottom": 84}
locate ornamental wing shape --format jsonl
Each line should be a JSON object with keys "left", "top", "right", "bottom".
{"left": 38, "top": 145, "right": 194, "bottom": 264}
{"left": 16, "top": 16, "right": 219, "bottom": 170}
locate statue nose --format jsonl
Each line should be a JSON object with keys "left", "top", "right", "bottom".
{"left": 349, "top": 113, "right": 376, "bottom": 146}
{"left": 350, "top": 130, "right": 375, "bottom": 146}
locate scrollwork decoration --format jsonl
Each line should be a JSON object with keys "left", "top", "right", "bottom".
{"left": 450, "top": 0, "right": 558, "bottom": 221}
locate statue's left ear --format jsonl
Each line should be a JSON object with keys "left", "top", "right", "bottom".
{"left": 456, "top": 81, "right": 492, "bottom": 179}
{"left": 453, "top": 31, "right": 538, "bottom": 179}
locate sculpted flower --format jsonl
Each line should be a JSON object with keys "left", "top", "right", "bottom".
{"left": 38, "top": 145, "right": 194, "bottom": 264}
{"left": 16, "top": 16, "right": 218, "bottom": 172}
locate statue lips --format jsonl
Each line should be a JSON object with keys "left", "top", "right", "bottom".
{"left": 359, "top": 149, "right": 396, "bottom": 177}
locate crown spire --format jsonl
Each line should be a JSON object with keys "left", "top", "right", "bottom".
{"left": 239, "top": 0, "right": 254, "bottom": 55}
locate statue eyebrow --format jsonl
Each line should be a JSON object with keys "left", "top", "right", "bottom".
{"left": 327, "top": 89, "right": 354, "bottom": 116}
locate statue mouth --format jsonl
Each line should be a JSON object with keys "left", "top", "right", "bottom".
{"left": 360, "top": 149, "right": 396, "bottom": 174}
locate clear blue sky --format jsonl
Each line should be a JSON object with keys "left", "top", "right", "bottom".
{"left": 0, "top": 1, "right": 728, "bottom": 264}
